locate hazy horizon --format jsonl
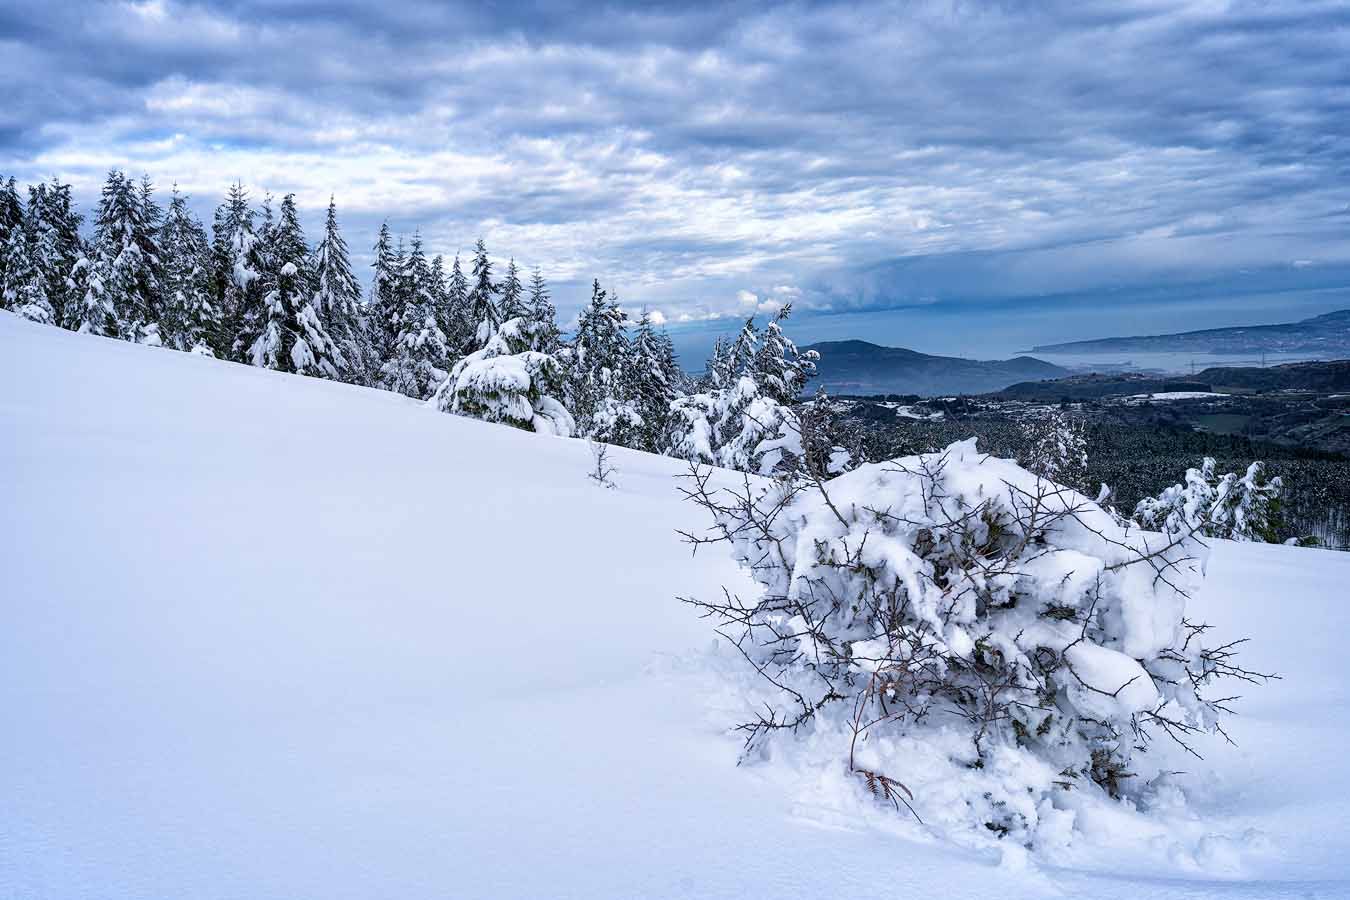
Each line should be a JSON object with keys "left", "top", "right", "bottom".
{"left": 664, "top": 288, "right": 1350, "bottom": 369}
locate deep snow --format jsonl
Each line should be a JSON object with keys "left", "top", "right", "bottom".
{"left": 2, "top": 311, "right": 1348, "bottom": 899}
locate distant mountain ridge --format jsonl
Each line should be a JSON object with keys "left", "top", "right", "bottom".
{"left": 804, "top": 339, "right": 1067, "bottom": 397}
{"left": 1032, "top": 308, "right": 1350, "bottom": 355}
{"left": 993, "top": 359, "right": 1350, "bottom": 401}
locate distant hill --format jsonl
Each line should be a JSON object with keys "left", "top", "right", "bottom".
{"left": 1197, "top": 359, "right": 1350, "bottom": 393}
{"left": 994, "top": 373, "right": 1215, "bottom": 402}
{"left": 993, "top": 359, "right": 1350, "bottom": 401}
{"left": 1032, "top": 308, "right": 1350, "bottom": 356}
{"left": 804, "top": 340, "right": 1067, "bottom": 397}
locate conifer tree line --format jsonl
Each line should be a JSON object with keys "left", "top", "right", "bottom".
{"left": 1, "top": 170, "right": 844, "bottom": 474}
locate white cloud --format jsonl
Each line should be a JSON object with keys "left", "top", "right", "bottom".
{"left": 756, "top": 298, "right": 784, "bottom": 315}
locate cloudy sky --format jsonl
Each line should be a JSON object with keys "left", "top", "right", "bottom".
{"left": 3, "top": 0, "right": 1348, "bottom": 358}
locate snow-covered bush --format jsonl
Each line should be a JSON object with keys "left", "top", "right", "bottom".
{"left": 1135, "top": 457, "right": 1283, "bottom": 543}
{"left": 432, "top": 316, "right": 574, "bottom": 436}
{"left": 682, "top": 439, "right": 1267, "bottom": 845}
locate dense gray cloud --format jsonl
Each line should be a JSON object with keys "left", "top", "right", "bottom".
{"left": 2, "top": 0, "right": 1347, "bottom": 348}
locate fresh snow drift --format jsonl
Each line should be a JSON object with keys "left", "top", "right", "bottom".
{"left": 2, "top": 311, "right": 1349, "bottom": 899}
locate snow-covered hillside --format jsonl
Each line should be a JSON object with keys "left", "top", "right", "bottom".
{"left": 3, "top": 311, "right": 1348, "bottom": 899}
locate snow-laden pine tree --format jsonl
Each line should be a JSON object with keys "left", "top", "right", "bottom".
{"left": 243, "top": 193, "right": 339, "bottom": 377}
{"left": 710, "top": 374, "right": 803, "bottom": 474}
{"left": 1135, "top": 457, "right": 1283, "bottom": 543}
{"left": 310, "top": 197, "right": 369, "bottom": 383}
{"left": 74, "top": 171, "right": 163, "bottom": 341}
{"left": 753, "top": 305, "right": 817, "bottom": 404}
{"left": 702, "top": 336, "right": 733, "bottom": 390}
{"left": 367, "top": 222, "right": 400, "bottom": 366}
{"left": 525, "top": 266, "right": 560, "bottom": 353}
{"left": 429, "top": 252, "right": 449, "bottom": 329}
{"left": 3, "top": 211, "right": 57, "bottom": 325}
{"left": 65, "top": 256, "right": 111, "bottom": 337}
{"left": 666, "top": 308, "right": 818, "bottom": 474}
{"left": 726, "top": 317, "right": 760, "bottom": 381}
{"left": 432, "top": 313, "right": 573, "bottom": 436}
{"left": 568, "top": 279, "right": 642, "bottom": 444}
{"left": 0, "top": 177, "right": 24, "bottom": 311}
{"left": 211, "top": 183, "right": 261, "bottom": 356}
{"left": 132, "top": 176, "right": 167, "bottom": 344}
{"left": 22, "top": 179, "right": 84, "bottom": 328}
{"left": 499, "top": 257, "right": 525, "bottom": 320}
{"left": 628, "top": 312, "right": 680, "bottom": 452}
{"left": 234, "top": 192, "right": 280, "bottom": 366}
{"left": 380, "top": 232, "right": 449, "bottom": 399}
{"left": 440, "top": 252, "right": 473, "bottom": 357}
{"left": 158, "top": 187, "right": 219, "bottom": 354}
{"left": 466, "top": 238, "right": 499, "bottom": 351}
{"left": 1020, "top": 410, "right": 1088, "bottom": 491}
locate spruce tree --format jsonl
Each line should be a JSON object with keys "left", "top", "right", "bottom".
{"left": 245, "top": 193, "right": 338, "bottom": 377}
{"left": 466, "top": 237, "right": 499, "bottom": 350}
{"left": 752, "top": 305, "right": 817, "bottom": 404}
{"left": 368, "top": 222, "right": 400, "bottom": 362}
{"left": 257, "top": 192, "right": 275, "bottom": 243}
{"left": 0, "top": 177, "right": 23, "bottom": 310}
{"left": 236, "top": 192, "right": 284, "bottom": 368}
{"left": 24, "top": 179, "right": 83, "bottom": 327}
{"left": 656, "top": 327, "right": 682, "bottom": 393}
{"left": 211, "top": 183, "right": 261, "bottom": 357}
{"left": 629, "top": 312, "right": 679, "bottom": 452}
{"left": 525, "top": 266, "right": 560, "bottom": 352}
{"left": 159, "top": 186, "right": 219, "bottom": 353}
{"left": 381, "top": 232, "right": 449, "bottom": 398}
{"left": 429, "top": 252, "right": 449, "bottom": 329}
{"left": 499, "top": 257, "right": 525, "bottom": 320}
{"left": 726, "top": 317, "right": 759, "bottom": 383}
{"left": 433, "top": 314, "right": 574, "bottom": 436}
{"left": 76, "top": 171, "right": 162, "bottom": 340}
{"left": 133, "top": 175, "right": 167, "bottom": 344}
{"left": 569, "top": 279, "right": 640, "bottom": 443}
{"left": 703, "top": 336, "right": 733, "bottom": 389}
{"left": 441, "top": 252, "right": 473, "bottom": 355}
{"left": 667, "top": 310, "right": 817, "bottom": 474}
{"left": 5, "top": 214, "right": 55, "bottom": 325}
{"left": 311, "top": 197, "right": 368, "bottom": 382}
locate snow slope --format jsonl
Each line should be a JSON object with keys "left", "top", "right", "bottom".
{"left": 3, "top": 311, "right": 1348, "bottom": 899}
